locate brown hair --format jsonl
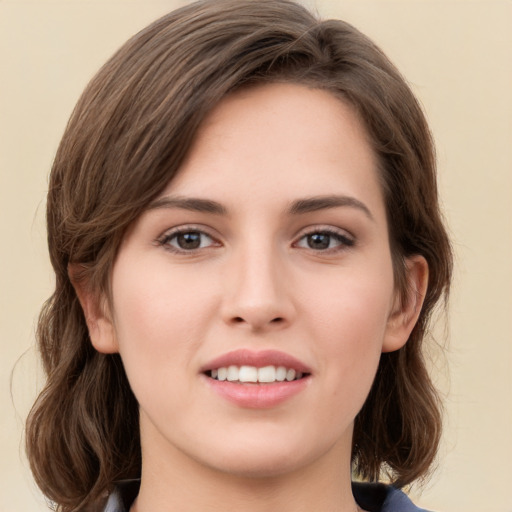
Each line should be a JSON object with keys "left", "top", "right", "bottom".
{"left": 26, "top": 0, "right": 452, "bottom": 510}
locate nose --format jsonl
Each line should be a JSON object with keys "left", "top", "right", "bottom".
{"left": 221, "top": 244, "right": 296, "bottom": 332}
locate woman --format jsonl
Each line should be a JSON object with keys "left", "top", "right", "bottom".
{"left": 26, "top": 1, "right": 452, "bottom": 511}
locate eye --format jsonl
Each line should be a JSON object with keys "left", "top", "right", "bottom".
{"left": 295, "top": 229, "right": 354, "bottom": 251}
{"left": 159, "top": 228, "right": 218, "bottom": 252}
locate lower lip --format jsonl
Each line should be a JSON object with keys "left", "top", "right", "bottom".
{"left": 202, "top": 375, "right": 310, "bottom": 409}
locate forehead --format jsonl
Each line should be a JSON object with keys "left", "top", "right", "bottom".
{"left": 165, "top": 83, "right": 382, "bottom": 209}
{"left": 198, "top": 83, "right": 372, "bottom": 160}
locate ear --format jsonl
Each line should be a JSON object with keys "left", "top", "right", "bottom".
{"left": 382, "top": 255, "right": 429, "bottom": 353}
{"left": 68, "top": 263, "right": 119, "bottom": 354}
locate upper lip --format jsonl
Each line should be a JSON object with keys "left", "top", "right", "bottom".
{"left": 201, "top": 349, "right": 311, "bottom": 374}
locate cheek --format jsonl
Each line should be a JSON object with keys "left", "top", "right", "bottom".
{"left": 112, "top": 257, "right": 214, "bottom": 345}
{"left": 109, "top": 260, "right": 215, "bottom": 400}
{"left": 305, "top": 269, "right": 394, "bottom": 349}
{"left": 303, "top": 270, "right": 394, "bottom": 403}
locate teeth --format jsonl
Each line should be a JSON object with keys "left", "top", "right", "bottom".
{"left": 258, "top": 365, "right": 276, "bottom": 383}
{"left": 239, "top": 365, "right": 258, "bottom": 382}
{"left": 286, "top": 369, "right": 296, "bottom": 381}
{"left": 209, "top": 365, "right": 305, "bottom": 383}
{"left": 227, "top": 365, "right": 239, "bottom": 381}
{"left": 276, "top": 366, "right": 287, "bottom": 381}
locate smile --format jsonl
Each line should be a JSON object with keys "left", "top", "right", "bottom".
{"left": 201, "top": 349, "right": 312, "bottom": 408}
{"left": 208, "top": 365, "right": 306, "bottom": 383}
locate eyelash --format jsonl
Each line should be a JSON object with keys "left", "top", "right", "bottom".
{"left": 157, "top": 226, "right": 219, "bottom": 254}
{"left": 293, "top": 227, "right": 355, "bottom": 252}
{"left": 157, "top": 226, "right": 355, "bottom": 254}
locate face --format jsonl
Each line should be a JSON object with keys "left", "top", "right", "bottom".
{"left": 89, "top": 83, "right": 423, "bottom": 480}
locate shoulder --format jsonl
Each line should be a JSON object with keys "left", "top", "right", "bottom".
{"left": 352, "top": 482, "right": 434, "bottom": 512}
{"left": 102, "top": 480, "right": 140, "bottom": 512}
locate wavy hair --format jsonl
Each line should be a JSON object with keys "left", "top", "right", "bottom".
{"left": 26, "top": 1, "right": 452, "bottom": 510}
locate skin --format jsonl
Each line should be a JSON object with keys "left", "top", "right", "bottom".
{"left": 78, "top": 83, "right": 427, "bottom": 512}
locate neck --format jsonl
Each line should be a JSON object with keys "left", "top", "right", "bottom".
{"left": 131, "top": 433, "right": 360, "bottom": 512}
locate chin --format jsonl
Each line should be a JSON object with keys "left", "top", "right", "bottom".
{"left": 194, "top": 432, "right": 335, "bottom": 480}
{"left": 206, "top": 452, "right": 308, "bottom": 480}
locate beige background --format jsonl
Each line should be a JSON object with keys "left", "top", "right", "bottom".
{"left": 1, "top": 0, "right": 511, "bottom": 511}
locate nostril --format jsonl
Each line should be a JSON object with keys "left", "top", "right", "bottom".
{"left": 228, "top": 315, "right": 287, "bottom": 328}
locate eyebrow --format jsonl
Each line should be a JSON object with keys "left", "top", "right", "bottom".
{"left": 147, "top": 196, "right": 227, "bottom": 215}
{"left": 147, "top": 194, "right": 373, "bottom": 220}
{"left": 287, "top": 195, "right": 374, "bottom": 221}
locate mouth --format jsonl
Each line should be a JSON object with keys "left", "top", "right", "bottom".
{"left": 206, "top": 365, "right": 308, "bottom": 383}
{"left": 201, "top": 350, "right": 311, "bottom": 408}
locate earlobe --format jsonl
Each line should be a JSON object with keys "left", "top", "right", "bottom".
{"left": 382, "top": 255, "right": 429, "bottom": 353}
{"left": 68, "top": 263, "right": 119, "bottom": 354}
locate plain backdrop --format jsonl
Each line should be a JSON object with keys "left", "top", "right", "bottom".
{"left": 1, "top": 1, "right": 511, "bottom": 511}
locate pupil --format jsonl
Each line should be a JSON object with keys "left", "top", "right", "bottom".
{"left": 308, "top": 233, "right": 330, "bottom": 249}
{"left": 178, "top": 232, "right": 201, "bottom": 249}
